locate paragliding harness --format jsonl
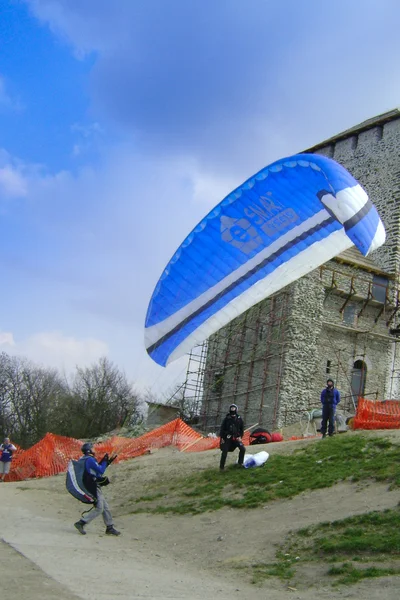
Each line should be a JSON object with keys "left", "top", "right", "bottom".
{"left": 66, "top": 456, "right": 97, "bottom": 505}
{"left": 220, "top": 436, "right": 238, "bottom": 452}
{"left": 66, "top": 454, "right": 115, "bottom": 505}
{"left": 249, "top": 428, "right": 272, "bottom": 445}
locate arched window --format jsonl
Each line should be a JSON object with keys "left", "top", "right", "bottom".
{"left": 351, "top": 360, "right": 367, "bottom": 405}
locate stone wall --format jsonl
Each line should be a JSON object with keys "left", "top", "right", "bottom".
{"left": 275, "top": 274, "right": 325, "bottom": 427}
{"left": 146, "top": 403, "right": 180, "bottom": 428}
{"left": 305, "top": 265, "right": 398, "bottom": 418}
{"left": 310, "top": 117, "right": 400, "bottom": 276}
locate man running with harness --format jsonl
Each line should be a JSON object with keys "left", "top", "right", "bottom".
{"left": 74, "top": 442, "right": 120, "bottom": 536}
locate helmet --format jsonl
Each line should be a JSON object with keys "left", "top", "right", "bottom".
{"left": 229, "top": 404, "right": 238, "bottom": 412}
{"left": 81, "top": 442, "right": 94, "bottom": 455}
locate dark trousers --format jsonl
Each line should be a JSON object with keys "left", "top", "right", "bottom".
{"left": 321, "top": 404, "right": 336, "bottom": 436}
{"left": 220, "top": 439, "right": 246, "bottom": 469}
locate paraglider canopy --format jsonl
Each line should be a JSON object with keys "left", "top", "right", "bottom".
{"left": 145, "top": 153, "right": 385, "bottom": 366}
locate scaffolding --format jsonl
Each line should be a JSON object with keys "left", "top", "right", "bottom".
{"left": 181, "top": 291, "right": 290, "bottom": 433}
{"left": 179, "top": 261, "right": 400, "bottom": 434}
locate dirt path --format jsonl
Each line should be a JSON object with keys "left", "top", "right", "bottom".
{"left": 1, "top": 433, "right": 400, "bottom": 599}
{"left": 0, "top": 487, "right": 250, "bottom": 600}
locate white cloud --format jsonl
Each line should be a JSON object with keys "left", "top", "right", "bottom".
{"left": 0, "top": 165, "right": 28, "bottom": 199}
{"left": 0, "top": 144, "right": 220, "bottom": 394}
{"left": 0, "top": 147, "right": 80, "bottom": 205}
{"left": 0, "top": 330, "right": 108, "bottom": 373}
{"left": 26, "top": 0, "right": 400, "bottom": 177}
{"left": 0, "top": 332, "right": 15, "bottom": 346}
{"left": 188, "top": 164, "right": 239, "bottom": 208}
{"left": 0, "top": 149, "right": 43, "bottom": 200}
{"left": 27, "top": 0, "right": 136, "bottom": 57}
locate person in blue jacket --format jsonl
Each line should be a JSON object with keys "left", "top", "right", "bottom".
{"left": 74, "top": 442, "right": 120, "bottom": 536}
{"left": 320, "top": 379, "right": 341, "bottom": 438}
{"left": 0, "top": 437, "right": 17, "bottom": 481}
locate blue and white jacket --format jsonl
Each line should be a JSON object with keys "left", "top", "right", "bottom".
{"left": 83, "top": 455, "right": 108, "bottom": 481}
{"left": 0, "top": 443, "right": 17, "bottom": 463}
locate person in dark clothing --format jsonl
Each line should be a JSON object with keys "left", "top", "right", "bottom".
{"left": 320, "top": 379, "right": 341, "bottom": 438}
{"left": 219, "top": 404, "right": 246, "bottom": 470}
{"left": 74, "top": 442, "right": 120, "bottom": 536}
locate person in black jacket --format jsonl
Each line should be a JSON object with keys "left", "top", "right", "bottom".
{"left": 219, "top": 404, "right": 245, "bottom": 470}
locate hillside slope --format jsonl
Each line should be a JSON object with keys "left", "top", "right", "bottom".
{"left": 1, "top": 430, "right": 400, "bottom": 599}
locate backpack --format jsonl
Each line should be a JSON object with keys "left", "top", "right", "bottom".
{"left": 249, "top": 428, "right": 272, "bottom": 445}
{"left": 66, "top": 457, "right": 97, "bottom": 504}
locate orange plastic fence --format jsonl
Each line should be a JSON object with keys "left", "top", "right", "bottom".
{"left": 353, "top": 398, "right": 400, "bottom": 430}
{"left": 181, "top": 430, "right": 252, "bottom": 453}
{"left": 6, "top": 419, "right": 204, "bottom": 482}
{"left": 5, "top": 418, "right": 287, "bottom": 482}
{"left": 7, "top": 402, "right": 400, "bottom": 482}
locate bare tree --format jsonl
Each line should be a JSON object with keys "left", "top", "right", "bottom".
{"left": 0, "top": 352, "right": 145, "bottom": 445}
{"left": 0, "top": 352, "right": 13, "bottom": 436}
{"left": 65, "top": 357, "right": 143, "bottom": 438}
{"left": 0, "top": 352, "right": 67, "bottom": 447}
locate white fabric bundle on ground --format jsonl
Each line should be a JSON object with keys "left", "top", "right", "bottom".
{"left": 243, "top": 451, "right": 269, "bottom": 469}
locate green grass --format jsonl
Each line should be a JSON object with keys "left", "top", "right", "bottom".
{"left": 286, "top": 507, "right": 400, "bottom": 559}
{"left": 122, "top": 433, "right": 400, "bottom": 587}
{"left": 127, "top": 435, "right": 400, "bottom": 515}
{"left": 249, "top": 506, "right": 400, "bottom": 586}
{"left": 251, "top": 553, "right": 297, "bottom": 583}
{"left": 327, "top": 562, "right": 400, "bottom": 585}
{"left": 134, "top": 492, "right": 164, "bottom": 502}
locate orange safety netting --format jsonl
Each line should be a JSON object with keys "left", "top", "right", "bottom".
{"left": 3, "top": 419, "right": 287, "bottom": 482}
{"left": 7, "top": 418, "right": 184, "bottom": 482}
{"left": 353, "top": 398, "right": 400, "bottom": 430}
{"left": 7, "top": 401, "right": 400, "bottom": 482}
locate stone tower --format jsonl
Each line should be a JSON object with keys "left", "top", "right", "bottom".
{"left": 192, "top": 110, "right": 400, "bottom": 432}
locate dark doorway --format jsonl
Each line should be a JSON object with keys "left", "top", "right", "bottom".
{"left": 351, "top": 360, "right": 367, "bottom": 406}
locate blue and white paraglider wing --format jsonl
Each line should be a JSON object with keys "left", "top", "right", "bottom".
{"left": 145, "top": 153, "right": 385, "bottom": 366}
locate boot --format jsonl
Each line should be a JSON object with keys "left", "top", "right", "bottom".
{"left": 74, "top": 520, "right": 86, "bottom": 535}
{"left": 105, "top": 525, "right": 120, "bottom": 536}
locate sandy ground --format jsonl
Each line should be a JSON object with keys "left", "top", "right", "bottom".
{"left": 1, "top": 431, "right": 400, "bottom": 599}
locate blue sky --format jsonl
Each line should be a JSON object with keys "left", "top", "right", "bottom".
{"left": 1, "top": 0, "right": 400, "bottom": 396}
